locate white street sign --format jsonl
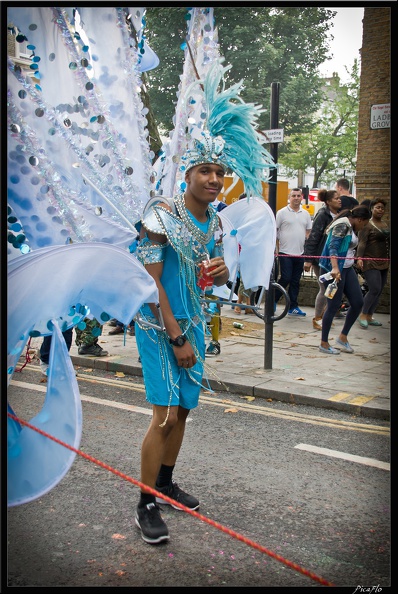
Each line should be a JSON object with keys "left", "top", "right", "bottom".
{"left": 261, "top": 128, "right": 284, "bottom": 143}
{"left": 370, "top": 104, "right": 390, "bottom": 129}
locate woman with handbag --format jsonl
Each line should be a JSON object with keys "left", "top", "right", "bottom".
{"left": 318, "top": 205, "right": 371, "bottom": 354}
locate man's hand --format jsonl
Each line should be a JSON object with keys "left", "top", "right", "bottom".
{"left": 208, "top": 256, "right": 229, "bottom": 286}
{"left": 172, "top": 342, "right": 197, "bottom": 368}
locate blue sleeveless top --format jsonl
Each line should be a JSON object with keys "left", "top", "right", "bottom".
{"left": 141, "top": 210, "right": 216, "bottom": 320}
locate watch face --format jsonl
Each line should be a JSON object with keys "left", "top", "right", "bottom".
{"left": 170, "top": 335, "right": 186, "bottom": 346}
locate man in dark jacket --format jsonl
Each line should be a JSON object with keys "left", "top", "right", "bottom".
{"left": 335, "top": 178, "right": 359, "bottom": 211}
{"left": 303, "top": 189, "right": 342, "bottom": 329}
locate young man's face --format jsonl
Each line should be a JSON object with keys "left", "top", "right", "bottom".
{"left": 185, "top": 163, "right": 225, "bottom": 204}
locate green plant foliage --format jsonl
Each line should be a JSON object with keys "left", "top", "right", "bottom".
{"left": 143, "top": 6, "right": 359, "bottom": 177}
{"left": 280, "top": 62, "right": 360, "bottom": 187}
{"left": 145, "top": 6, "right": 335, "bottom": 136}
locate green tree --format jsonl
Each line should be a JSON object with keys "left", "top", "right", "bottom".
{"left": 144, "top": 7, "right": 188, "bottom": 138}
{"left": 280, "top": 62, "right": 360, "bottom": 187}
{"left": 145, "top": 6, "right": 336, "bottom": 139}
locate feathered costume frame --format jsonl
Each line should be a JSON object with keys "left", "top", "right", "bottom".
{"left": 6, "top": 6, "right": 276, "bottom": 507}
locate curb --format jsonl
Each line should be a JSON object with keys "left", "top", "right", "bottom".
{"left": 71, "top": 354, "right": 390, "bottom": 422}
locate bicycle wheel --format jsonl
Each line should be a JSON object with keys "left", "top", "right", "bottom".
{"left": 250, "top": 283, "right": 291, "bottom": 321}
{"left": 250, "top": 287, "right": 266, "bottom": 320}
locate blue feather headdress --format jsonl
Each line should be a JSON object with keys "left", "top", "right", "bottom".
{"left": 180, "top": 59, "right": 274, "bottom": 197}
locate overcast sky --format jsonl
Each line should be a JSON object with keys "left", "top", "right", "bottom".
{"left": 319, "top": 7, "right": 364, "bottom": 80}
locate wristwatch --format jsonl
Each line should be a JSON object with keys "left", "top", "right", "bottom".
{"left": 169, "top": 334, "right": 187, "bottom": 347}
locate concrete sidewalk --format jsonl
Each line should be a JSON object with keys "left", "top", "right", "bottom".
{"left": 69, "top": 304, "right": 391, "bottom": 421}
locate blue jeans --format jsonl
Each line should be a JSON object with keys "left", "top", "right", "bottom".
{"left": 274, "top": 254, "right": 305, "bottom": 310}
{"left": 40, "top": 328, "right": 73, "bottom": 364}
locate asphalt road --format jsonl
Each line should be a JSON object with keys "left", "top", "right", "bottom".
{"left": 6, "top": 365, "right": 391, "bottom": 588}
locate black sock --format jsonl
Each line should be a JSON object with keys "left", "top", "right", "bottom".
{"left": 138, "top": 492, "right": 156, "bottom": 508}
{"left": 156, "top": 464, "right": 175, "bottom": 488}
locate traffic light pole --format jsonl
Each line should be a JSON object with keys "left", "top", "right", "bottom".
{"left": 264, "top": 82, "right": 280, "bottom": 370}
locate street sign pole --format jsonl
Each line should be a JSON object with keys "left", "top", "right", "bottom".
{"left": 264, "top": 82, "right": 280, "bottom": 370}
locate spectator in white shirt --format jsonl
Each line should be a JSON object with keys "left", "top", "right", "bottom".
{"left": 274, "top": 188, "right": 312, "bottom": 316}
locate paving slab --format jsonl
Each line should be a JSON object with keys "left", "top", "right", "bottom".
{"left": 66, "top": 304, "right": 390, "bottom": 421}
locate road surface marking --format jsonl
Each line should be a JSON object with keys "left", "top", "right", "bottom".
{"left": 330, "top": 393, "right": 378, "bottom": 405}
{"left": 9, "top": 375, "right": 388, "bottom": 434}
{"left": 199, "top": 395, "right": 389, "bottom": 435}
{"left": 9, "top": 380, "right": 152, "bottom": 416}
{"left": 294, "top": 443, "right": 389, "bottom": 471}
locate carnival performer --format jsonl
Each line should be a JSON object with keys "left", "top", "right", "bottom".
{"left": 133, "top": 59, "right": 274, "bottom": 545}
{"left": 134, "top": 142, "right": 228, "bottom": 544}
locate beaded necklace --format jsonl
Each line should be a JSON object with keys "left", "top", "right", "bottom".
{"left": 174, "top": 193, "right": 219, "bottom": 246}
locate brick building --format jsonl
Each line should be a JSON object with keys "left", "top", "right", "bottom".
{"left": 355, "top": 7, "right": 391, "bottom": 218}
{"left": 297, "top": 6, "right": 391, "bottom": 313}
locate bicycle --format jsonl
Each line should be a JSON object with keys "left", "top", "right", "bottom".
{"left": 249, "top": 282, "right": 290, "bottom": 321}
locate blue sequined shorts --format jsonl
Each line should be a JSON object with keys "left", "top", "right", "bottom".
{"left": 135, "top": 321, "right": 206, "bottom": 410}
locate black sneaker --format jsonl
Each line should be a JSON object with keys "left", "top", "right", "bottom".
{"left": 155, "top": 480, "right": 199, "bottom": 511}
{"left": 135, "top": 503, "right": 169, "bottom": 544}
{"left": 78, "top": 344, "right": 109, "bottom": 357}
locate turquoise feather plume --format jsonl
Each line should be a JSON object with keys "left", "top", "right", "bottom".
{"left": 203, "top": 59, "right": 274, "bottom": 197}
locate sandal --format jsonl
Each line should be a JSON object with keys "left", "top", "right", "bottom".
{"left": 234, "top": 306, "right": 241, "bottom": 314}
{"left": 368, "top": 319, "right": 382, "bottom": 326}
{"left": 319, "top": 345, "right": 340, "bottom": 355}
{"left": 313, "top": 317, "right": 322, "bottom": 330}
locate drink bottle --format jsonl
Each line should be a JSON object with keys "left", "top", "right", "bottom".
{"left": 325, "top": 280, "right": 338, "bottom": 299}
